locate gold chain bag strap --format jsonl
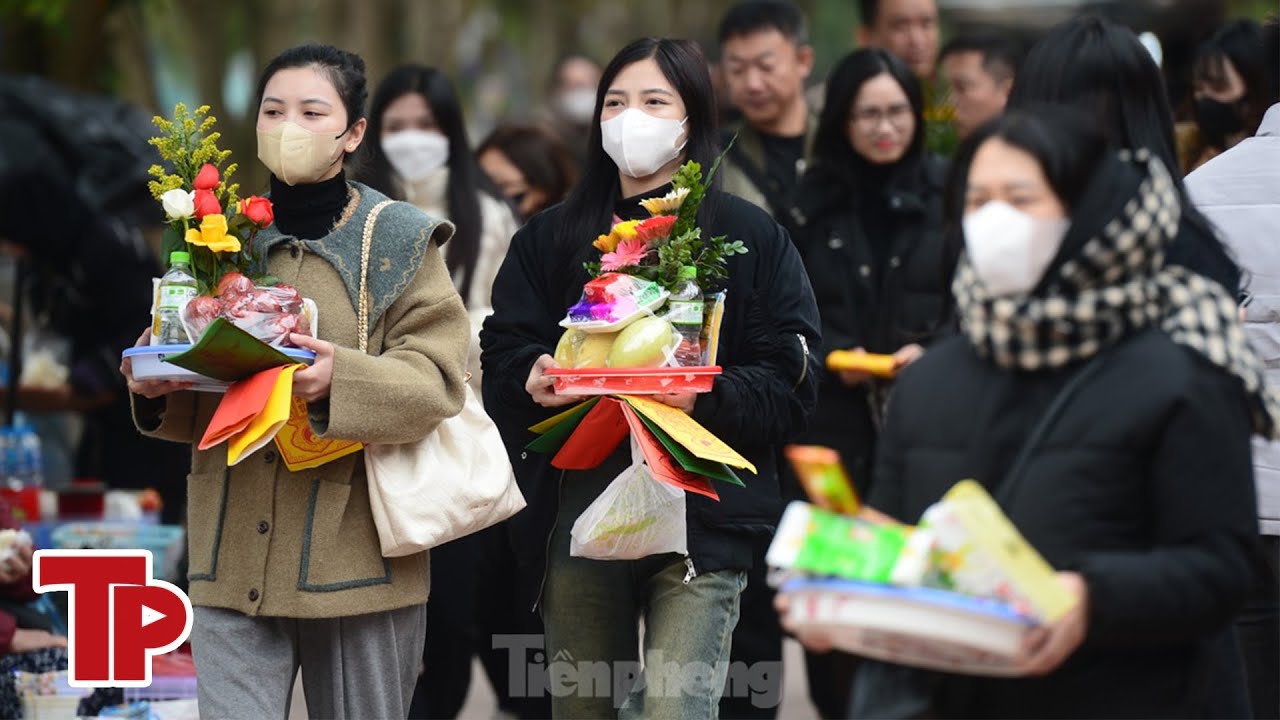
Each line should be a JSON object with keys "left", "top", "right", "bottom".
{"left": 356, "top": 200, "right": 393, "bottom": 354}
{"left": 356, "top": 200, "right": 525, "bottom": 557}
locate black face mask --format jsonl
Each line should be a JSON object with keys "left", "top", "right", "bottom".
{"left": 509, "top": 192, "right": 529, "bottom": 221}
{"left": 1196, "top": 97, "right": 1246, "bottom": 148}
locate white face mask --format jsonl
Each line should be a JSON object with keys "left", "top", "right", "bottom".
{"left": 601, "top": 109, "right": 688, "bottom": 179}
{"left": 257, "top": 121, "right": 349, "bottom": 186}
{"left": 382, "top": 130, "right": 450, "bottom": 183}
{"left": 557, "top": 87, "right": 598, "bottom": 125}
{"left": 963, "top": 201, "right": 1070, "bottom": 297}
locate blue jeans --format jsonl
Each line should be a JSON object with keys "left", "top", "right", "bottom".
{"left": 542, "top": 466, "right": 747, "bottom": 719}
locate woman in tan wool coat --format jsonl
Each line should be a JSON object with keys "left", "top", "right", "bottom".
{"left": 119, "top": 44, "right": 470, "bottom": 720}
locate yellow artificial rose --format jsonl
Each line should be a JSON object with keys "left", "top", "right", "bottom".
{"left": 185, "top": 214, "right": 241, "bottom": 254}
{"left": 591, "top": 219, "right": 642, "bottom": 253}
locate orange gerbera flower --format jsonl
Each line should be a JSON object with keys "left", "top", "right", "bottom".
{"left": 633, "top": 215, "right": 677, "bottom": 244}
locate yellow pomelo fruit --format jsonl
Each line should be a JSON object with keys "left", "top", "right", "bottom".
{"left": 555, "top": 328, "right": 617, "bottom": 368}
{"left": 606, "top": 316, "right": 676, "bottom": 368}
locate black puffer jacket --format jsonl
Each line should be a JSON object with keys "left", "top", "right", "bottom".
{"left": 480, "top": 189, "right": 821, "bottom": 611}
{"left": 790, "top": 154, "right": 952, "bottom": 493}
{"left": 862, "top": 330, "right": 1258, "bottom": 718}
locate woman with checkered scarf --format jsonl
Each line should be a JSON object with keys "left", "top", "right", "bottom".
{"left": 841, "top": 109, "right": 1280, "bottom": 718}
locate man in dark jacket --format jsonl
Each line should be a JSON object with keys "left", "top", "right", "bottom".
{"left": 718, "top": 1, "right": 816, "bottom": 236}
{"left": 715, "top": 4, "right": 822, "bottom": 716}
{"left": 938, "top": 33, "right": 1022, "bottom": 140}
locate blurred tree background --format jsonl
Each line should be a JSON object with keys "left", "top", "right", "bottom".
{"left": 0, "top": 0, "right": 1272, "bottom": 194}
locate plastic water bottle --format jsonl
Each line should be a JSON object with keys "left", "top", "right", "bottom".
{"left": 154, "top": 251, "right": 198, "bottom": 345}
{"left": 17, "top": 426, "right": 42, "bottom": 488}
{"left": 668, "top": 266, "right": 704, "bottom": 367}
{"left": 0, "top": 429, "right": 16, "bottom": 491}
{"left": 0, "top": 422, "right": 41, "bottom": 522}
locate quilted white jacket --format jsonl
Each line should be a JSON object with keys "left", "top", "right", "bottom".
{"left": 1187, "top": 103, "right": 1280, "bottom": 535}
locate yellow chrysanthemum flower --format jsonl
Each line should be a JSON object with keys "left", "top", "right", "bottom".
{"left": 639, "top": 187, "right": 690, "bottom": 216}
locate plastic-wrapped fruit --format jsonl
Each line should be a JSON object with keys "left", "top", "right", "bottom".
{"left": 606, "top": 316, "right": 677, "bottom": 368}
{"left": 555, "top": 328, "right": 618, "bottom": 368}
{"left": 181, "top": 295, "right": 225, "bottom": 340}
{"left": 555, "top": 328, "right": 585, "bottom": 366}
{"left": 577, "top": 332, "right": 618, "bottom": 368}
{"left": 215, "top": 272, "right": 255, "bottom": 299}
{"left": 565, "top": 273, "right": 668, "bottom": 327}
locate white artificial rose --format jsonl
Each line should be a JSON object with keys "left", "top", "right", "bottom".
{"left": 161, "top": 188, "right": 196, "bottom": 221}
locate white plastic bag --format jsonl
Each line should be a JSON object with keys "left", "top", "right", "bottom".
{"left": 570, "top": 439, "right": 687, "bottom": 560}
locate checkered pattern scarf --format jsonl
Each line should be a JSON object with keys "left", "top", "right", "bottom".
{"left": 954, "top": 148, "right": 1280, "bottom": 438}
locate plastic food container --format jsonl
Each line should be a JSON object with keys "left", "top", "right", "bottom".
{"left": 21, "top": 695, "right": 83, "bottom": 720}
{"left": 125, "top": 674, "right": 198, "bottom": 703}
{"left": 559, "top": 293, "right": 670, "bottom": 334}
{"left": 122, "top": 345, "right": 316, "bottom": 393}
{"left": 545, "top": 366, "right": 721, "bottom": 395}
{"left": 52, "top": 522, "right": 187, "bottom": 582}
{"left": 779, "top": 577, "right": 1037, "bottom": 677}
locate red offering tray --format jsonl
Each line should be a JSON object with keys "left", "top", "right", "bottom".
{"left": 546, "top": 366, "right": 721, "bottom": 395}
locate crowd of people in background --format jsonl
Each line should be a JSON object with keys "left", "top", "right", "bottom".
{"left": 2, "top": 0, "right": 1279, "bottom": 717}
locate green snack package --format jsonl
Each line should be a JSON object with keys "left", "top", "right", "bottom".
{"left": 767, "top": 502, "right": 910, "bottom": 583}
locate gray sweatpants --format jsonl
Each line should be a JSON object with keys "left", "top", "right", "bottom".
{"left": 190, "top": 603, "right": 427, "bottom": 720}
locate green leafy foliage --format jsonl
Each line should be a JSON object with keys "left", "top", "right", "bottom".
{"left": 596, "top": 138, "right": 748, "bottom": 292}
{"left": 653, "top": 140, "right": 747, "bottom": 290}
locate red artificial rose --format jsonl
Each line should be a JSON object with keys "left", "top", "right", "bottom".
{"left": 193, "top": 163, "right": 220, "bottom": 191}
{"left": 634, "top": 215, "right": 677, "bottom": 243}
{"left": 238, "top": 196, "right": 274, "bottom": 228}
{"left": 192, "top": 189, "right": 221, "bottom": 219}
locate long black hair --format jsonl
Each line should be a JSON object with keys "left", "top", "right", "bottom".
{"left": 1010, "top": 16, "right": 1177, "bottom": 170}
{"left": 1193, "top": 19, "right": 1269, "bottom": 139}
{"left": 1008, "top": 15, "right": 1241, "bottom": 292}
{"left": 255, "top": 43, "right": 368, "bottom": 159}
{"left": 807, "top": 48, "right": 924, "bottom": 208}
{"left": 555, "top": 37, "right": 720, "bottom": 260}
{"left": 358, "top": 64, "right": 483, "bottom": 303}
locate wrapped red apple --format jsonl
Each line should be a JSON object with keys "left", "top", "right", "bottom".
{"left": 179, "top": 272, "right": 317, "bottom": 347}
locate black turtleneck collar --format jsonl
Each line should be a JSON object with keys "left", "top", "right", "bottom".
{"left": 615, "top": 182, "right": 674, "bottom": 222}
{"left": 270, "top": 171, "right": 350, "bottom": 241}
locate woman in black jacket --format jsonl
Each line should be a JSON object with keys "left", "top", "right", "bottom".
{"left": 479, "top": 37, "right": 820, "bottom": 719}
{"left": 791, "top": 49, "right": 950, "bottom": 496}
{"left": 843, "top": 110, "right": 1275, "bottom": 718}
